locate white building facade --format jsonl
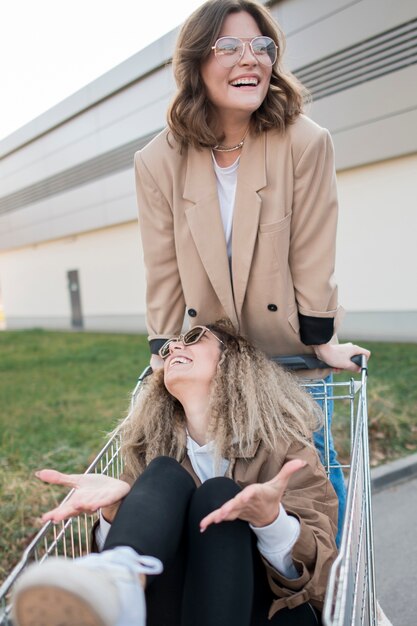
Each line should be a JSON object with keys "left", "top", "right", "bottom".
{"left": 0, "top": 0, "right": 416, "bottom": 340}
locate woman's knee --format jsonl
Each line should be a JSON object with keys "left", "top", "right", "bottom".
{"left": 131, "top": 456, "right": 196, "bottom": 496}
{"left": 145, "top": 455, "right": 181, "bottom": 474}
{"left": 189, "top": 477, "right": 240, "bottom": 519}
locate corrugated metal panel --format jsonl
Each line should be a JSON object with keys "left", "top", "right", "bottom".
{"left": 295, "top": 17, "right": 417, "bottom": 100}
{"left": 0, "top": 131, "right": 158, "bottom": 216}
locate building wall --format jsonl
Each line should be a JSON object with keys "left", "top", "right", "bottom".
{"left": 0, "top": 68, "right": 171, "bottom": 250}
{"left": 0, "top": 0, "right": 416, "bottom": 339}
{"left": 0, "top": 222, "right": 146, "bottom": 331}
{"left": 336, "top": 153, "right": 417, "bottom": 340}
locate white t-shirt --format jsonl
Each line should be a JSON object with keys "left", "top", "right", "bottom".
{"left": 212, "top": 153, "right": 239, "bottom": 260}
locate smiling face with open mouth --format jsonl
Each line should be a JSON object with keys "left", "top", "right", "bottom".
{"left": 163, "top": 330, "right": 223, "bottom": 403}
{"left": 201, "top": 11, "right": 273, "bottom": 125}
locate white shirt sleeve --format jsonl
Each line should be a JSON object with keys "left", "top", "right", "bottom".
{"left": 95, "top": 510, "right": 112, "bottom": 552}
{"left": 250, "top": 504, "right": 301, "bottom": 579}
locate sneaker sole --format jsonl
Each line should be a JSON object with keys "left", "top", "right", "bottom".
{"left": 12, "top": 558, "right": 119, "bottom": 626}
{"left": 12, "top": 584, "right": 107, "bottom": 626}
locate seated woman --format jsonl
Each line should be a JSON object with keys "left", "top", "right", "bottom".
{"left": 13, "top": 321, "right": 338, "bottom": 626}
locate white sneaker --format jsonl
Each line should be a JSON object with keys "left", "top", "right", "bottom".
{"left": 12, "top": 546, "right": 163, "bottom": 626}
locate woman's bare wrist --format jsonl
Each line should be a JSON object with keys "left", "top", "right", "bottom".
{"left": 250, "top": 507, "right": 280, "bottom": 528}
{"left": 101, "top": 503, "right": 120, "bottom": 523}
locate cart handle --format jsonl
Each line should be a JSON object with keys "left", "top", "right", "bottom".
{"left": 271, "top": 354, "right": 366, "bottom": 371}
{"left": 144, "top": 356, "right": 366, "bottom": 376}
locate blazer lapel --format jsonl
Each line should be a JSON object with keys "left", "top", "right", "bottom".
{"left": 184, "top": 146, "right": 238, "bottom": 326}
{"left": 232, "top": 131, "right": 267, "bottom": 318}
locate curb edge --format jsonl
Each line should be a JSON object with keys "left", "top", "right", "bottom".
{"left": 371, "top": 452, "right": 417, "bottom": 493}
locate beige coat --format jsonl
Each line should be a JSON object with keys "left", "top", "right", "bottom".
{"left": 181, "top": 439, "right": 338, "bottom": 618}
{"left": 92, "top": 441, "right": 338, "bottom": 617}
{"left": 135, "top": 114, "right": 344, "bottom": 363}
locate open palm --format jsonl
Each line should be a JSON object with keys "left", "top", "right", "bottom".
{"left": 36, "top": 469, "right": 131, "bottom": 523}
{"left": 200, "top": 459, "right": 306, "bottom": 531}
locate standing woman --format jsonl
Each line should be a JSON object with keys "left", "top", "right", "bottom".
{"left": 134, "top": 0, "right": 370, "bottom": 544}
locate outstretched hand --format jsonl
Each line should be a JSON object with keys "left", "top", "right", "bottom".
{"left": 199, "top": 459, "right": 306, "bottom": 532}
{"left": 36, "top": 469, "right": 131, "bottom": 523}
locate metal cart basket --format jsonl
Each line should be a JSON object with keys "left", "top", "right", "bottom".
{"left": 0, "top": 358, "right": 377, "bottom": 626}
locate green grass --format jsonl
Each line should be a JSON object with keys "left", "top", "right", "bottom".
{"left": 0, "top": 329, "right": 150, "bottom": 581}
{"left": 333, "top": 341, "right": 417, "bottom": 466}
{"left": 1, "top": 330, "right": 417, "bottom": 582}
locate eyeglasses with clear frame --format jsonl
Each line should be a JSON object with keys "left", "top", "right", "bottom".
{"left": 158, "top": 326, "right": 225, "bottom": 359}
{"left": 211, "top": 36, "right": 278, "bottom": 68}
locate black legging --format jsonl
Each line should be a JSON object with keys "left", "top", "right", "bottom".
{"left": 104, "top": 456, "right": 320, "bottom": 626}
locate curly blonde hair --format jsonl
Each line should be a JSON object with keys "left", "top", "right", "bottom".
{"left": 120, "top": 320, "right": 322, "bottom": 480}
{"left": 167, "top": 0, "right": 307, "bottom": 150}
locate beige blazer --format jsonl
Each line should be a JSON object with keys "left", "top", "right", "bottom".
{"left": 135, "top": 115, "right": 343, "bottom": 362}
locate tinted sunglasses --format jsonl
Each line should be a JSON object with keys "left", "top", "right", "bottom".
{"left": 158, "top": 326, "right": 224, "bottom": 359}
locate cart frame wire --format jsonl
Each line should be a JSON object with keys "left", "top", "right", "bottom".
{"left": 0, "top": 362, "right": 377, "bottom": 626}
{"left": 322, "top": 359, "right": 378, "bottom": 626}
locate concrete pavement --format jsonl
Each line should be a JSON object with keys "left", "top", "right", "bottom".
{"left": 372, "top": 475, "right": 417, "bottom": 626}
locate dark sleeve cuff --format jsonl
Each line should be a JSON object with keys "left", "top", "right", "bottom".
{"left": 90, "top": 518, "right": 100, "bottom": 553}
{"left": 149, "top": 338, "right": 169, "bottom": 355}
{"left": 298, "top": 314, "right": 334, "bottom": 345}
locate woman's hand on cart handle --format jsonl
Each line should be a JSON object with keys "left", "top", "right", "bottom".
{"left": 35, "top": 469, "right": 131, "bottom": 524}
{"left": 312, "top": 342, "right": 371, "bottom": 373}
{"left": 199, "top": 459, "right": 306, "bottom": 532}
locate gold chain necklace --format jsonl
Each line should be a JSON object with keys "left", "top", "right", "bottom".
{"left": 213, "top": 127, "right": 249, "bottom": 153}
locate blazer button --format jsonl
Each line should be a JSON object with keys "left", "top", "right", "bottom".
{"left": 188, "top": 308, "right": 197, "bottom": 317}
{"left": 267, "top": 304, "right": 278, "bottom": 312}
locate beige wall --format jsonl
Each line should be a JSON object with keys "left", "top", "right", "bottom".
{"left": 336, "top": 153, "right": 417, "bottom": 340}
{"left": 0, "top": 221, "right": 147, "bottom": 331}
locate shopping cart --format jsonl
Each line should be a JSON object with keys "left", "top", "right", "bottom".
{"left": 0, "top": 357, "right": 377, "bottom": 626}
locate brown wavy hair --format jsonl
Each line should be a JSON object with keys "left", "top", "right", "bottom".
{"left": 120, "top": 320, "right": 321, "bottom": 480}
{"left": 167, "top": 0, "right": 306, "bottom": 150}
